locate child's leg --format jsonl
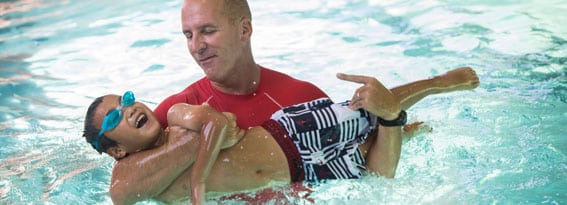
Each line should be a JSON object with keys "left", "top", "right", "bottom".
{"left": 359, "top": 67, "right": 479, "bottom": 176}
{"left": 392, "top": 67, "right": 479, "bottom": 110}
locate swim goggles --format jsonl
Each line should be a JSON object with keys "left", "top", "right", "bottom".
{"left": 92, "top": 91, "right": 135, "bottom": 150}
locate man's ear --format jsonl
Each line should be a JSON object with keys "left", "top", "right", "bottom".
{"left": 240, "top": 17, "right": 252, "bottom": 41}
{"left": 107, "top": 146, "right": 128, "bottom": 159}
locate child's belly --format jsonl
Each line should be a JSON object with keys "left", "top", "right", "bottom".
{"left": 206, "top": 126, "right": 291, "bottom": 192}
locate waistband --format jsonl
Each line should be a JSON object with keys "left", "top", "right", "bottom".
{"left": 261, "top": 119, "right": 305, "bottom": 182}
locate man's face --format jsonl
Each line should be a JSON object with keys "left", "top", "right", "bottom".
{"left": 94, "top": 95, "right": 161, "bottom": 153}
{"left": 181, "top": 0, "right": 244, "bottom": 83}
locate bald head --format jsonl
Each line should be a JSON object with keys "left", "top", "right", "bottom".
{"left": 223, "top": 0, "right": 252, "bottom": 22}
{"left": 183, "top": 0, "right": 251, "bottom": 24}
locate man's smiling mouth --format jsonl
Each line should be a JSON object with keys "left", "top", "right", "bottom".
{"left": 199, "top": 55, "right": 216, "bottom": 62}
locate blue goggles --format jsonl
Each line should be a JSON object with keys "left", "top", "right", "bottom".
{"left": 92, "top": 91, "right": 135, "bottom": 151}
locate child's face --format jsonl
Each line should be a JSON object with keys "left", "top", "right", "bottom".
{"left": 94, "top": 94, "right": 162, "bottom": 153}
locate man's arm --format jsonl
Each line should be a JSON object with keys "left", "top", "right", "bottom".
{"left": 365, "top": 125, "right": 402, "bottom": 178}
{"left": 336, "top": 73, "right": 403, "bottom": 178}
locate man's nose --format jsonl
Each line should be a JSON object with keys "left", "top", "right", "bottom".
{"left": 189, "top": 35, "right": 206, "bottom": 54}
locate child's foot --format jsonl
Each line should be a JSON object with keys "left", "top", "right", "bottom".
{"left": 434, "top": 67, "right": 480, "bottom": 92}
{"left": 403, "top": 121, "right": 432, "bottom": 138}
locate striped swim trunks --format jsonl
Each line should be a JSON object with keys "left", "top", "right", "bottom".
{"left": 270, "top": 97, "right": 377, "bottom": 182}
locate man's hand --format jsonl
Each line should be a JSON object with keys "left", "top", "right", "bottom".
{"left": 336, "top": 73, "right": 401, "bottom": 120}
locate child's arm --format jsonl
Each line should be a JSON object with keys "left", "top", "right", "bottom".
{"left": 167, "top": 103, "right": 242, "bottom": 204}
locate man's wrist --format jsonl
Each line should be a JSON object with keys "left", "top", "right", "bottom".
{"left": 377, "top": 110, "right": 407, "bottom": 127}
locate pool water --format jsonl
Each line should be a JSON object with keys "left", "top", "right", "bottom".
{"left": 1, "top": 0, "right": 565, "bottom": 204}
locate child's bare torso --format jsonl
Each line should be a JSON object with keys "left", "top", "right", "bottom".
{"left": 155, "top": 126, "right": 290, "bottom": 203}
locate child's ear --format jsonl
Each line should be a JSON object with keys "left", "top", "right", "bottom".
{"left": 107, "top": 146, "right": 127, "bottom": 159}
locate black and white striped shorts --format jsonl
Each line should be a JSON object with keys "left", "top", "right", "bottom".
{"left": 271, "top": 97, "right": 377, "bottom": 182}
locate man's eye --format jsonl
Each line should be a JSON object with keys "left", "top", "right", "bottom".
{"left": 184, "top": 32, "right": 192, "bottom": 39}
{"left": 203, "top": 28, "right": 216, "bottom": 34}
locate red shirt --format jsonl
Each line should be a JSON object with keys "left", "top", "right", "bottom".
{"left": 153, "top": 66, "right": 328, "bottom": 129}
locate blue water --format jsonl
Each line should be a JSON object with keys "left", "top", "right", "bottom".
{"left": 1, "top": 0, "right": 565, "bottom": 204}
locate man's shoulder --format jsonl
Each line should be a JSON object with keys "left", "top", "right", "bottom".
{"left": 261, "top": 66, "right": 309, "bottom": 84}
{"left": 261, "top": 66, "right": 290, "bottom": 78}
{"left": 259, "top": 66, "right": 328, "bottom": 99}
